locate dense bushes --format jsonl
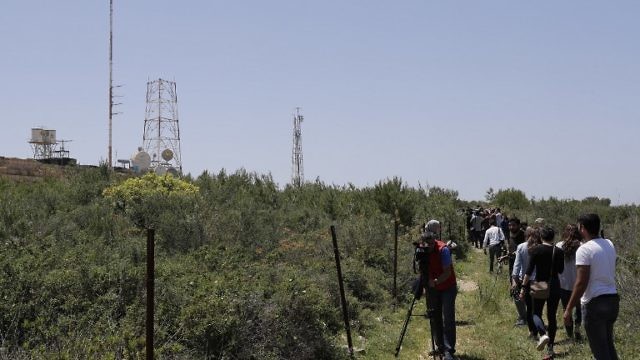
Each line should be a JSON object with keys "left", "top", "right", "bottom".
{"left": 1, "top": 169, "right": 638, "bottom": 358}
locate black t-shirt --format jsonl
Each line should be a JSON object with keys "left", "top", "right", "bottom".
{"left": 508, "top": 229, "right": 525, "bottom": 253}
{"left": 525, "top": 243, "right": 564, "bottom": 282}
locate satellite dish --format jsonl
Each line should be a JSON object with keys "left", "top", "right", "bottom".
{"left": 154, "top": 166, "right": 167, "bottom": 175}
{"left": 161, "top": 148, "right": 174, "bottom": 161}
{"left": 131, "top": 150, "right": 151, "bottom": 173}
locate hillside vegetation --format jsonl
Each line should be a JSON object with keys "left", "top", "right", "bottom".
{"left": 0, "top": 167, "right": 638, "bottom": 359}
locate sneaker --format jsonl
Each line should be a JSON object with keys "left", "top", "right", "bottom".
{"left": 515, "top": 319, "right": 527, "bottom": 326}
{"left": 537, "top": 334, "right": 550, "bottom": 351}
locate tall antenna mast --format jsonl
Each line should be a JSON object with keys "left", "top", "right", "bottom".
{"left": 143, "top": 78, "right": 183, "bottom": 175}
{"left": 291, "top": 107, "right": 304, "bottom": 186}
{"left": 108, "top": 0, "right": 114, "bottom": 169}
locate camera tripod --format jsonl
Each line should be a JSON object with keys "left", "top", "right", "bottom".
{"left": 394, "top": 283, "right": 442, "bottom": 359}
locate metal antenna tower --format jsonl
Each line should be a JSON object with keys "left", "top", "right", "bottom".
{"left": 291, "top": 107, "right": 304, "bottom": 186}
{"left": 143, "top": 78, "right": 183, "bottom": 174}
{"left": 108, "top": 0, "right": 114, "bottom": 169}
{"left": 107, "top": 0, "right": 122, "bottom": 168}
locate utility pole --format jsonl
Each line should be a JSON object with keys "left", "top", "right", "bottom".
{"left": 146, "top": 228, "right": 155, "bottom": 360}
{"left": 108, "top": 0, "right": 113, "bottom": 169}
{"left": 291, "top": 107, "right": 304, "bottom": 186}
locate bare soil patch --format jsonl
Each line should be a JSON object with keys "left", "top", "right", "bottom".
{"left": 458, "top": 279, "right": 478, "bottom": 292}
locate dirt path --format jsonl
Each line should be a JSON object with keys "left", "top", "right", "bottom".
{"left": 457, "top": 278, "right": 478, "bottom": 292}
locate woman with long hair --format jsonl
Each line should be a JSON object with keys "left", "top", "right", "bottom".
{"left": 520, "top": 226, "right": 564, "bottom": 359}
{"left": 557, "top": 224, "right": 583, "bottom": 341}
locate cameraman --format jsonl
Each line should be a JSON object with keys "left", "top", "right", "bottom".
{"left": 418, "top": 221, "right": 458, "bottom": 360}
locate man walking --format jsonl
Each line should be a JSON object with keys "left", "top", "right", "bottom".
{"left": 483, "top": 215, "right": 505, "bottom": 273}
{"left": 470, "top": 211, "right": 483, "bottom": 249}
{"left": 563, "top": 214, "right": 619, "bottom": 360}
{"left": 507, "top": 217, "right": 526, "bottom": 281}
{"left": 507, "top": 218, "right": 527, "bottom": 325}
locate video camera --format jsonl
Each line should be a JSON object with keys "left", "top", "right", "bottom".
{"left": 413, "top": 242, "right": 429, "bottom": 269}
{"left": 412, "top": 231, "right": 436, "bottom": 275}
{"left": 411, "top": 231, "right": 439, "bottom": 299}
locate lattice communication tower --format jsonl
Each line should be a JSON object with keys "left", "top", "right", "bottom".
{"left": 143, "top": 78, "right": 182, "bottom": 174}
{"left": 291, "top": 107, "right": 304, "bottom": 186}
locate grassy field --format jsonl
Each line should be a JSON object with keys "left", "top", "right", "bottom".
{"left": 354, "top": 246, "right": 635, "bottom": 360}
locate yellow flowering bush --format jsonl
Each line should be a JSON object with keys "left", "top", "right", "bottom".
{"left": 103, "top": 172, "right": 199, "bottom": 229}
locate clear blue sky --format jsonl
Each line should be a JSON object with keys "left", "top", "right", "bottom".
{"left": 2, "top": 1, "right": 639, "bottom": 204}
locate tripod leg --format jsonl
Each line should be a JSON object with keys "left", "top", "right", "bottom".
{"left": 395, "top": 297, "right": 417, "bottom": 357}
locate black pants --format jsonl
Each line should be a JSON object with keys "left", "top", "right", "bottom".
{"left": 531, "top": 282, "right": 561, "bottom": 345}
{"left": 427, "top": 285, "right": 458, "bottom": 356}
{"left": 559, "top": 288, "right": 582, "bottom": 326}
{"left": 488, "top": 244, "right": 501, "bottom": 273}
{"left": 471, "top": 230, "right": 482, "bottom": 248}
{"left": 583, "top": 294, "right": 619, "bottom": 360}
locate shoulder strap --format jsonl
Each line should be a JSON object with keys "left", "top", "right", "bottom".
{"left": 550, "top": 245, "right": 556, "bottom": 279}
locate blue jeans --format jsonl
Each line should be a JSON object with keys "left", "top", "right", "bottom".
{"left": 583, "top": 294, "right": 619, "bottom": 360}
{"left": 524, "top": 290, "right": 537, "bottom": 335}
{"left": 427, "top": 285, "right": 457, "bottom": 355}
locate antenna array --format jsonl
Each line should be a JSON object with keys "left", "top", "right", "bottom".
{"left": 142, "top": 78, "right": 183, "bottom": 174}
{"left": 108, "top": 0, "right": 114, "bottom": 168}
{"left": 107, "top": 0, "right": 122, "bottom": 168}
{"left": 291, "top": 107, "right": 304, "bottom": 186}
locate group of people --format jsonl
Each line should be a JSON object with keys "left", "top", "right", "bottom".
{"left": 467, "top": 207, "right": 511, "bottom": 251}
{"left": 414, "top": 213, "right": 620, "bottom": 360}
{"left": 488, "top": 213, "right": 619, "bottom": 360}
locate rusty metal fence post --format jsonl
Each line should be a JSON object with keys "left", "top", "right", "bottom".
{"left": 330, "top": 225, "right": 354, "bottom": 358}
{"left": 146, "top": 228, "right": 155, "bottom": 360}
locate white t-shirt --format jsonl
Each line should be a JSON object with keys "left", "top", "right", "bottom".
{"left": 575, "top": 238, "right": 617, "bottom": 305}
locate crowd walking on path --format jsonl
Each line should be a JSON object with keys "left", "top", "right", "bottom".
{"left": 461, "top": 209, "right": 620, "bottom": 360}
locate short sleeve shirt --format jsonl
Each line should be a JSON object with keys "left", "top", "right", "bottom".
{"left": 575, "top": 238, "right": 617, "bottom": 305}
{"left": 440, "top": 246, "right": 452, "bottom": 267}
